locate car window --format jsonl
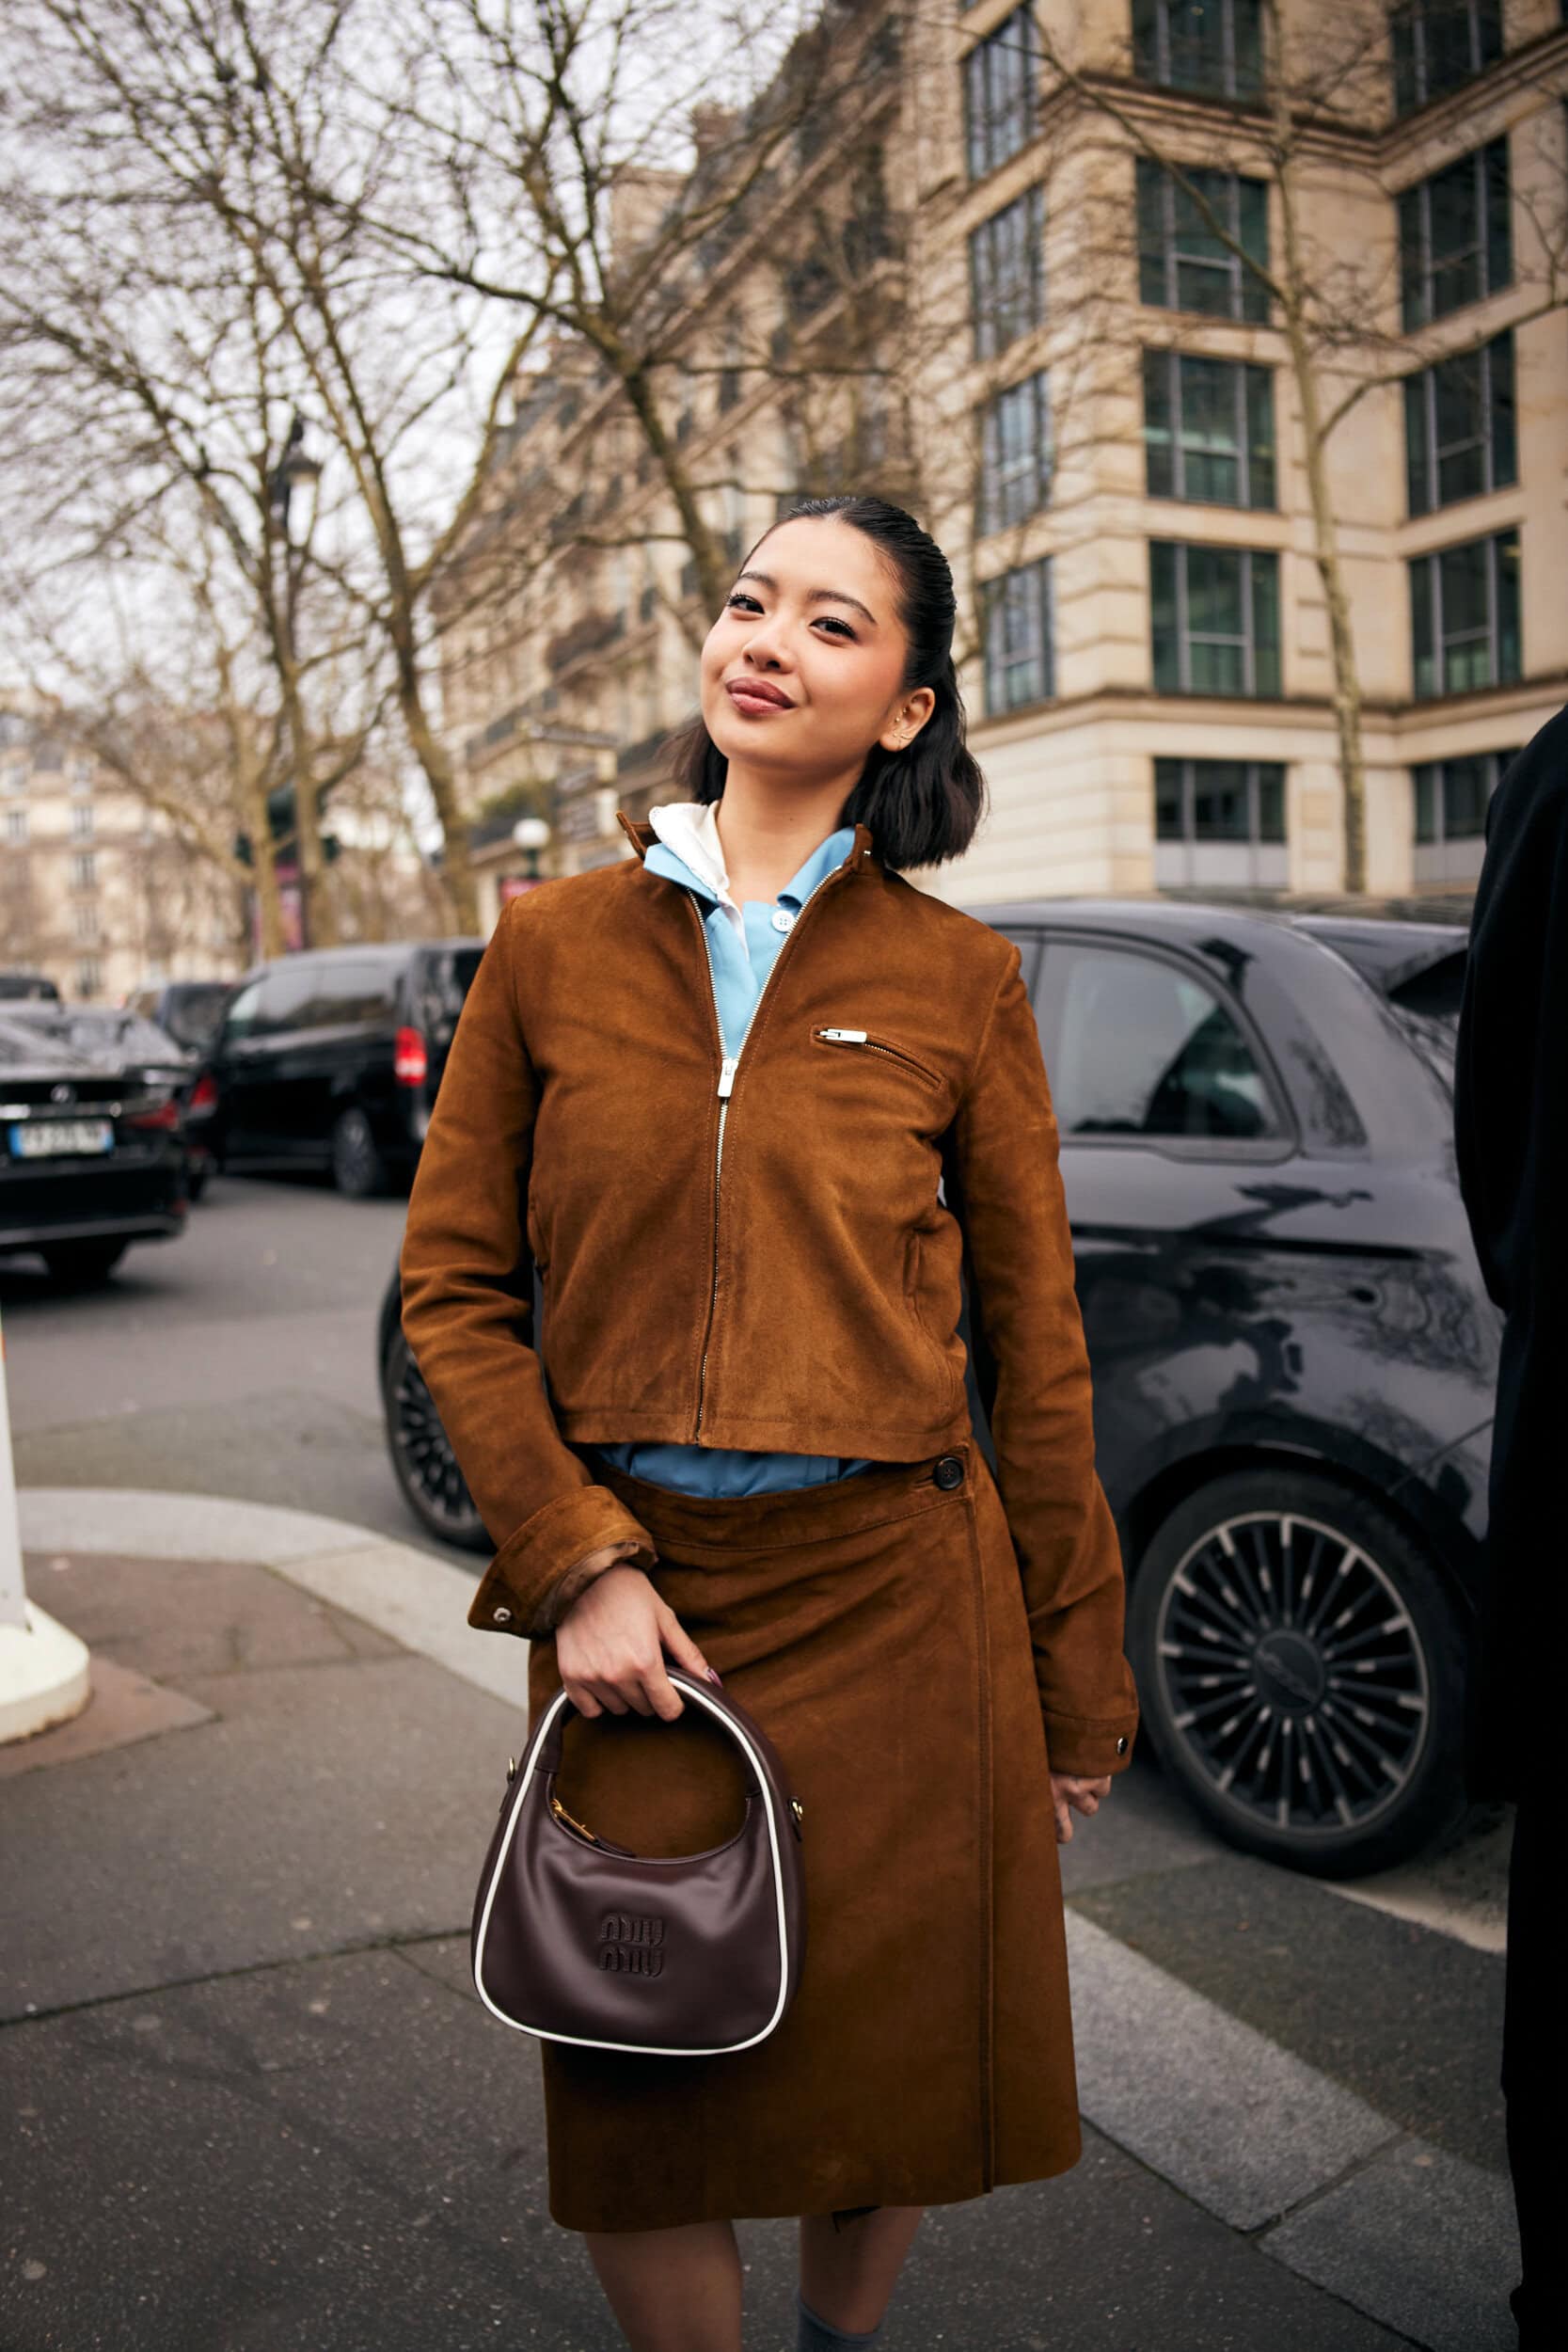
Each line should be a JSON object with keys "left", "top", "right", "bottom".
{"left": 235, "top": 965, "right": 320, "bottom": 1037}
{"left": 304, "top": 960, "right": 400, "bottom": 1026}
{"left": 408, "top": 946, "right": 484, "bottom": 1040}
{"left": 164, "top": 984, "right": 235, "bottom": 1049}
{"left": 1042, "top": 942, "right": 1282, "bottom": 1142}
{"left": 221, "top": 978, "right": 265, "bottom": 1038}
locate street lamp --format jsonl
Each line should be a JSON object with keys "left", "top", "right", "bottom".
{"left": 266, "top": 411, "right": 325, "bottom": 950}
{"left": 511, "top": 815, "right": 551, "bottom": 882}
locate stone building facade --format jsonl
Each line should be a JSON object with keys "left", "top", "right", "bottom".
{"left": 437, "top": 0, "right": 1568, "bottom": 922}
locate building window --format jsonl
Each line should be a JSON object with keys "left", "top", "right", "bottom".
{"left": 1132, "top": 0, "right": 1263, "bottom": 99}
{"left": 4, "top": 806, "right": 26, "bottom": 845}
{"left": 1137, "top": 159, "right": 1269, "bottom": 321}
{"left": 1404, "top": 329, "right": 1515, "bottom": 516}
{"left": 1413, "top": 749, "right": 1509, "bottom": 844}
{"left": 1150, "top": 542, "right": 1281, "bottom": 696}
{"left": 1391, "top": 0, "right": 1503, "bottom": 116}
{"left": 718, "top": 310, "right": 743, "bottom": 412}
{"left": 1398, "top": 137, "right": 1511, "bottom": 328}
{"left": 1154, "top": 756, "right": 1289, "bottom": 887}
{"left": 74, "top": 901, "right": 101, "bottom": 943}
{"left": 71, "top": 850, "right": 98, "bottom": 890}
{"left": 978, "top": 372, "right": 1052, "bottom": 535}
{"left": 71, "top": 803, "right": 95, "bottom": 840}
{"left": 1409, "top": 526, "right": 1520, "bottom": 697}
{"left": 75, "top": 955, "right": 102, "bottom": 997}
{"left": 1144, "top": 352, "right": 1275, "bottom": 507}
{"left": 970, "top": 184, "right": 1045, "bottom": 360}
{"left": 69, "top": 756, "right": 95, "bottom": 795}
{"left": 963, "top": 5, "right": 1040, "bottom": 182}
{"left": 1156, "top": 757, "right": 1285, "bottom": 844}
{"left": 1412, "top": 747, "right": 1513, "bottom": 882}
{"left": 981, "top": 556, "right": 1053, "bottom": 714}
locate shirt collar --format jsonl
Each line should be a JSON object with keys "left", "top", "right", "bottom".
{"left": 643, "top": 799, "right": 857, "bottom": 917}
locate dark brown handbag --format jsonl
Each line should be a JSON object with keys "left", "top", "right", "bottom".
{"left": 470, "top": 1667, "right": 808, "bottom": 2055}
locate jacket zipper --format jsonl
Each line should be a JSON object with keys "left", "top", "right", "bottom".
{"left": 687, "top": 858, "right": 861, "bottom": 1439}
{"left": 814, "top": 1026, "right": 944, "bottom": 1091}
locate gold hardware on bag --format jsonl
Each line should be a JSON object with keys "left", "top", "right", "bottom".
{"left": 506, "top": 1756, "right": 518, "bottom": 1782}
{"left": 550, "top": 1792, "right": 598, "bottom": 1842}
{"left": 791, "top": 1799, "right": 804, "bottom": 1823}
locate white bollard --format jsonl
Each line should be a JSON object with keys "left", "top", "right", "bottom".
{"left": 0, "top": 1297, "right": 92, "bottom": 1741}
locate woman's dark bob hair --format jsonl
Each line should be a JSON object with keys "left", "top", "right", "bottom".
{"left": 663, "top": 493, "right": 988, "bottom": 873}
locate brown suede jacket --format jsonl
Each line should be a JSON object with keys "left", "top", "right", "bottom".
{"left": 398, "top": 809, "right": 1139, "bottom": 1779}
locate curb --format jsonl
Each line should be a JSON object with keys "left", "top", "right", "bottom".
{"left": 17, "top": 1486, "right": 517, "bottom": 1708}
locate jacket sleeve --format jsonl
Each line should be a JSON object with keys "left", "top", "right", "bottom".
{"left": 398, "top": 897, "right": 658, "bottom": 1639}
{"left": 943, "top": 938, "right": 1139, "bottom": 1778}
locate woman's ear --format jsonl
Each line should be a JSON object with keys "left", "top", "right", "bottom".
{"left": 878, "top": 685, "right": 936, "bottom": 755}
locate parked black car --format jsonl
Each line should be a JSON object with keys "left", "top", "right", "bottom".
{"left": 9, "top": 1002, "right": 222, "bottom": 1204}
{"left": 378, "top": 893, "right": 1490, "bottom": 1879}
{"left": 0, "top": 1010, "right": 190, "bottom": 1283}
{"left": 198, "top": 940, "right": 485, "bottom": 1198}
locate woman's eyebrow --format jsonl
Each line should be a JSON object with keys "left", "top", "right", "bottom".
{"left": 735, "top": 568, "right": 879, "bottom": 627}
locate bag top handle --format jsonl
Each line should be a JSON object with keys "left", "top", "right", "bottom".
{"left": 531, "top": 1667, "right": 800, "bottom": 1824}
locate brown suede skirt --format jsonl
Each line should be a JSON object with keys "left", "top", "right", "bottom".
{"left": 523, "top": 1435, "right": 1082, "bottom": 2233}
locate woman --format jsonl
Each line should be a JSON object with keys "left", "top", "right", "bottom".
{"left": 399, "top": 495, "right": 1139, "bottom": 2352}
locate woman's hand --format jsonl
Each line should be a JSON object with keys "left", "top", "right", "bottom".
{"left": 554, "top": 1563, "right": 717, "bottom": 1723}
{"left": 1050, "top": 1772, "right": 1112, "bottom": 1843}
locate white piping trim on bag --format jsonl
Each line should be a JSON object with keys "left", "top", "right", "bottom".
{"left": 472, "top": 1679, "right": 795, "bottom": 2056}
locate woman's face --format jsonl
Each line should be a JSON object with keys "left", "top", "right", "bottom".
{"left": 699, "top": 516, "right": 934, "bottom": 783}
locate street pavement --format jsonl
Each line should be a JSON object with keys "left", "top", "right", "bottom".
{"left": 0, "top": 1176, "right": 1521, "bottom": 2348}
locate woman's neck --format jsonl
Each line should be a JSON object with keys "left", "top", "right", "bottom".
{"left": 710, "top": 767, "right": 858, "bottom": 907}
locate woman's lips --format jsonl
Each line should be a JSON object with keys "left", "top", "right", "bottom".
{"left": 725, "top": 680, "right": 795, "bottom": 714}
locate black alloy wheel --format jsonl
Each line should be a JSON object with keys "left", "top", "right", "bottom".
{"left": 330, "top": 1105, "right": 389, "bottom": 1200}
{"left": 382, "top": 1327, "right": 487, "bottom": 1548}
{"left": 1129, "top": 1468, "right": 1467, "bottom": 1878}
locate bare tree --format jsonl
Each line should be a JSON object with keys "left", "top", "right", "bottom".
{"left": 0, "top": 0, "right": 536, "bottom": 930}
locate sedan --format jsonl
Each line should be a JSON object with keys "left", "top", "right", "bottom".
{"left": 0, "top": 1010, "right": 190, "bottom": 1282}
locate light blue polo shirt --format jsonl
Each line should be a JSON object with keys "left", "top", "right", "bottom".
{"left": 592, "top": 819, "right": 877, "bottom": 1497}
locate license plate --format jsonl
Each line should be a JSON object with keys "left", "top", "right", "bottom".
{"left": 8, "top": 1119, "right": 115, "bottom": 1158}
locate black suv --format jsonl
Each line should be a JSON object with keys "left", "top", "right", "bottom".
{"left": 201, "top": 940, "right": 486, "bottom": 1197}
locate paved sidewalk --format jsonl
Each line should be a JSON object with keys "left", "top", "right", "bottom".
{"left": 0, "top": 1492, "right": 1519, "bottom": 2352}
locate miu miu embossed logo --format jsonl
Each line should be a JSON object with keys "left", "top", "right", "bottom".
{"left": 597, "top": 1913, "right": 666, "bottom": 1976}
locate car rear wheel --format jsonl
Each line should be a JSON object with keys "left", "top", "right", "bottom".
{"left": 330, "top": 1106, "right": 389, "bottom": 1200}
{"left": 40, "top": 1238, "right": 131, "bottom": 1286}
{"left": 382, "top": 1328, "right": 487, "bottom": 1549}
{"left": 1128, "top": 1468, "right": 1468, "bottom": 1878}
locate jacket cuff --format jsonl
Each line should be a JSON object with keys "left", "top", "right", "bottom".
{"left": 1041, "top": 1707, "right": 1140, "bottom": 1779}
{"left": 467, "top": 1487, "right": 658, "bottom": 1640}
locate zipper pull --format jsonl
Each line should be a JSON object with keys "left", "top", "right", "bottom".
{"left": 718, "top": 1056, "right": 739, "bottom": 1098}
{"left": 817, "top": 1028, "right": 867, "bottom": 1044}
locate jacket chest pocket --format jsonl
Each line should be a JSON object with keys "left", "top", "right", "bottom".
{"left": 811, "top": 1025, "right": 945, "bottom": 1094}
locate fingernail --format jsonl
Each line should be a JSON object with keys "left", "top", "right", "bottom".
{"left": 705, "top": 1666, "right": 723, "bottom": 1684}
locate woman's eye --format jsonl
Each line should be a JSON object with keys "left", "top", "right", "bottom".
{"left": 721, "top": 593, "right": 855, "bottom": 642}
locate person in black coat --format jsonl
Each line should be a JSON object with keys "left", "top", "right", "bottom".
{"left": 1451, "top": 700, "right": 1568, "bottom": 2352}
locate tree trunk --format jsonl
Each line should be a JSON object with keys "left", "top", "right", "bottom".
{"left": 1266, "top": 12, "right": 1366, "bottom": 893}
